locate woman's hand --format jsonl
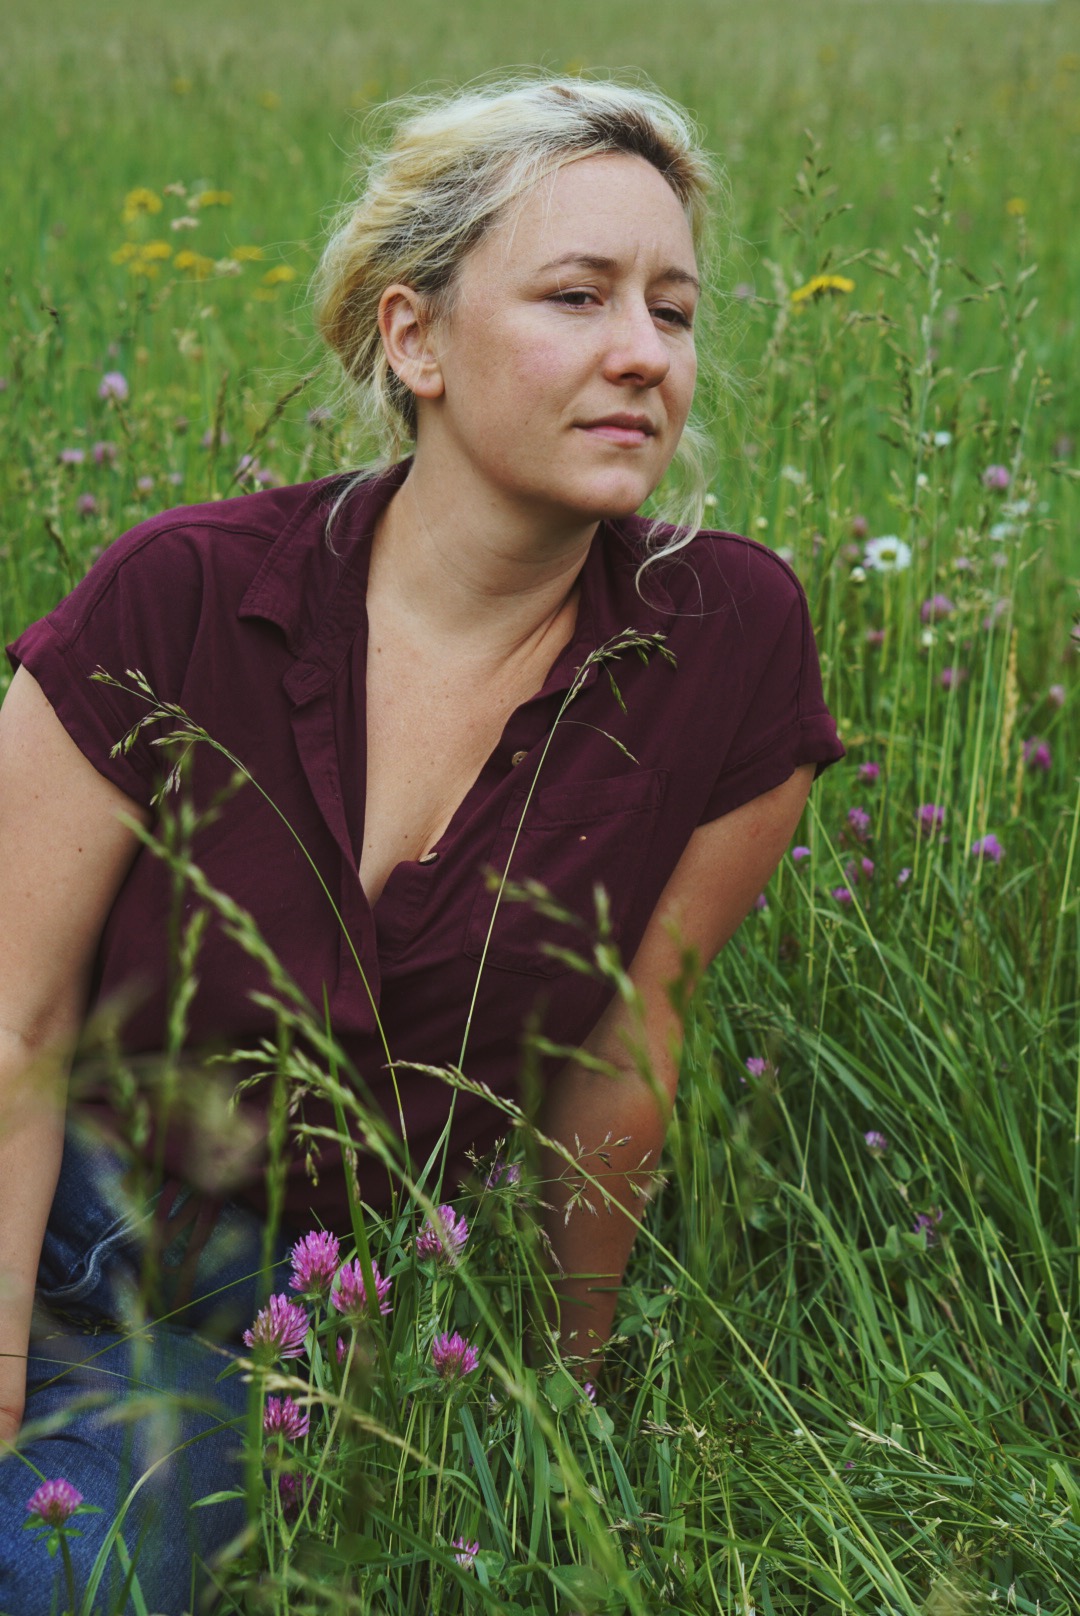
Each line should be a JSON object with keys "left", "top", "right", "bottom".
{"left": 0, "top": 668, "right": 149, "bottom": 1438}
{"left": 538, "top": 764, "right": 816, "bottom": 1371}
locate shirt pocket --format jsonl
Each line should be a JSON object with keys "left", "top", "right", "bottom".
{"left": 464, "top": 769, "right": 667, "bottom": 978}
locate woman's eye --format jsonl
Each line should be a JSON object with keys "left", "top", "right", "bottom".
{"left": 550, "top": 289, "right": 597, "bottom": 308}
{"left": 654, "top": 305, "right": 693, "bottom": 330}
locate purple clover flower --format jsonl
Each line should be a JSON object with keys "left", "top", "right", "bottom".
{"left": 858, "top": 762, "right": 881, "bottom": 784}
{"left": 847, "top": 806, "right": 871, "bottom": 841}
{"left": 831, "top": 886, "right": 854, "bottom": 906}
{"left": 243, "top": 1294, "right": 309, "bottom": 1361}
{"left": 1023, "top": 738, "right": 1051, "bottom": 773}
{"left": 860, "top": 857, "right": 875, "bottom": 881}
{"left": 59, "top": 447, "right": 86, "bottom": 465}
{"left": 331, "top": 1258, "right": 392, "bottom": 1322}
{"left": 583, "top": 1381, "right": 597, "bottom": 1404}
{"left": 753, "top": 893, "right": 768, "bottom": 911}
{"left": 970, "top": 834, "right": 1004, "bottom": 863}
{"left": 1048, "top": 684, "right": 1065, "bottom": 708}
{"left": 744, "top": 1057, "right": 769, "bottom": 1079}
{"left": 916, "top": 804, "right": 945, "bottom": 836}
{"left": 863, "top": 1130, "right": 888, "bottom": 1154}
{"left": 485, "top": 1158, "right": 522, "bottom": 1189}
{"left": 791, "top": 845, "right": 811, "bottom": 863}
{"left": 940, "top": 667, "right": 967, "bottom": 691}
{"left": 415, "top": 1205, "right": 469, "bottom": 1263}
{"left": 76, "top": 493, "right": 99, "bottom": 517}
{"left": 432, "top": 1331, "right": 479, "bottom": 1380}
{"left": 98, "top": 371, "right": 129, "bottom": 402}
{"left": 920, "top": 594, "right": 955, "bottom": 623}
{"left": 263, "top": 1395, "right": 310, "bottom": 1441}
{"left": 453, "top": 1536, "right": 480, "bottom": 1569}
{"left": 914, "top": 1208, "right": 943, "bottom": 1246}
{"left": 982, "top": 464, "right": 1010, "bottom": 491}
{"left": 897, "top": 867, "right": 912, "bottom": 886}
{"left": 289, "top": 1230, "right": 341, "bottom": 1296}
{"left": 136, "top": 475, "right": 154, "bottom": 494}
{"left": 92, "top": 439, "right": 117, "bottom": 464}
{"left": 278, "top": 1471, "right": 313, "bottom": 1521}
{"left": 26, "top": 1478, "right": 83, "bottom": 1527}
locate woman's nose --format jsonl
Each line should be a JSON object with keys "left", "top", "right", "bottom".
{"left": 602, "top": 299, "right": 671, "bottom": 387}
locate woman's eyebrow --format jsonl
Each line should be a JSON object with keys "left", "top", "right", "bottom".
{"left": 534, "top": 251, "right": 701, "bottom": 294}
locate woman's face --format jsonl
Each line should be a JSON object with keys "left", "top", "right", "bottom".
{"left": 415, "top": 151, "right": 700, "bottom": 528}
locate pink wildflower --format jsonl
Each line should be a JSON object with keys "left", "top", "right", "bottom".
{"left": 485, "top": 1158, "right": 522, "bottom": 1189}
{"left": 851, "top": 515, "right": 869, "bottom": 540}
{"left": 1048, "top": 684, "right": 1065, "bottom": 708}
{"left": 744, "top": 1057, "right": 769, "bottom": 1079}
{"left": 914, "top": 1208, "right": 943, "bottom": 1246}
{"left": 858, "top": 762, "right": 881, "bottom": 784}
{"left": 920, "top": 594, "right": 955, "bottom": 623}
{"left": 243, "top": 1294, "right": 309, "bottom": 1361}
{"left": 415, "top": 1205, "right": 470, "bottom": 1263}
{"left": 26, "top": 1478, "right": 83, "bottom": 1527}
{"left": 59, "top": 447, "right": 85, "bottom": 465}
{"left": 865, "top": 628, "right": 886, "bottom": 648}
{"left": 847, "top": 806, "right": 871, "bottom": 842}
{"left": 753, "top": 893, "right": 768, "bottom": 911}
{"left": 863, "top": 1130, "right": 888, "bottom": 1154}
{"left": 831, "top": 886, "right": 854, "bottom": 906}
{"left": 897, "top": 867, "right": 912, "bottom": 886}
{"left": 981, "top": 464, "right": 1010, "bottom": 491}
{"left": 432, "top": 1331, "right": 479, "bottom": 1380}
{"left": 278, "top": 1471, "right": 313, "bottom": 1521}
{"left": 98, "top": 371, "right": 129, "bottom": 402}
{"left": 76, "top": 493, "right": 98, "bottom": 517}
{"left": 791, "top": 845, "right": 811, "bottom": 862}
{"left": 970, "top": 834, "right": 1004, "bottom": 863}
{"left": 939, "top": 667, "right": 967, "bottom": 690}
{"left": 453, "top": 1536, "right": 480, "bottom": 1569}
{"left": 263, "top": 1396, "right": 309, "bottom": 1441}
{"left": 916, "top": 804, "right": 945, "bottom": 836}
{"left": 583, "top": 1381, "right": 597, "bottom": 1404}
{"left": 92, "top": 439, "right": 117, "bottom": 464}
{"left": 289, "top": 1230, "right": 341, "bottom": 1296}
{"left": 1023, "top": 738, "right": 1051, "bottom": 773}
{"left": 331, "top": 1258, "right": 392, "bottom": 1322}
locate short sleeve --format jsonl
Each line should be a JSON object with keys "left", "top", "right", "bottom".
{"left": 5, "top": 520, "right": 206, "bottom": 809}
{"left": 698, "top": 571, "right": 844, "bottom": 825}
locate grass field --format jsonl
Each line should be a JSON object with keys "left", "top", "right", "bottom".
{"left": 2, "top": 1, "right": 1079, "bottom": 1611}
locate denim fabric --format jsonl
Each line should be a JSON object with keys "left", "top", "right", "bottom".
{"left": 0, "top": 1128, "right": 292, "bottom": 1615}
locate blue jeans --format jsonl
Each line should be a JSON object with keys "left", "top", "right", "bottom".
{"left": 0, "top": 1127, "right": 291, "bottom": 1615}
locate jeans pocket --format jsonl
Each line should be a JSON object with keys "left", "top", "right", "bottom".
{"left": 36, "top": 1128, "right": 147, "bottom": 1319}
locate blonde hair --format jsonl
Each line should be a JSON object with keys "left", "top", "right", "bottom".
{"left": 312, "top": 74, "right": 725, "bottom": 569}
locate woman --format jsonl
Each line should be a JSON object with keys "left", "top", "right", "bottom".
{"left": 0, "top": 76, "right": 842, "bottom": 1608}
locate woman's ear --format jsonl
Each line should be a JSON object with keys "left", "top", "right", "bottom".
{"left": 377, "top": 284, "right": 444, "bottom": 402}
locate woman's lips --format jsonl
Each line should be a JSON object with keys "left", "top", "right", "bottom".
{"left": 578, "top": 422, "right": 654, "bottom": 445}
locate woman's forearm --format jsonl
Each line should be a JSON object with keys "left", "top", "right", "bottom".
{"left": 0, "top": 1028, "right": 68, "bottom": 1442}
{"left": 538, "top": 1061, "right": 670, "bottom": 1374}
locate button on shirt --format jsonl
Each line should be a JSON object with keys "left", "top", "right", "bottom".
{"left": 7, "top": 461, "right": 844, "bottom": 1227}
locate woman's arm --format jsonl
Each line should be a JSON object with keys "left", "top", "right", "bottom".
{"left": 0, "top": 668, "right": 148, "bottom": 1444}
{"left": 538, "top": 763, "right": 816, "bottom": 1372}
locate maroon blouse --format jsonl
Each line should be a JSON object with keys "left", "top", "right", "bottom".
{"left": 7, "top": 462, "right": 844, "bottom": 1227}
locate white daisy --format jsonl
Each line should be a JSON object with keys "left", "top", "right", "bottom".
{"left": 863, "top": 535, "right": 913, "bottom": 572}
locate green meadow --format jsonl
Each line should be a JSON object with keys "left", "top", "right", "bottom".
{"left": 2, "top": 1, "right": 1079, "bottom": 1611}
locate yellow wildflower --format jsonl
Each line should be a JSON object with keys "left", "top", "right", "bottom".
{"left": 111, "top": 242, "right": 138, "bottom": 264}
{"left": 1005, "top": 197, "right": 1028, "bottom": 217}
{"left": 258, "top": 90, "right": 281, "bottom": 110}
{"left": 129, "top": 260, "right": 160, "bottom": 280}
{"left": 195, "top": 189, "right": 233, "bottom": 208}
{"left": 140, "top": 240, "right": 173, "bottom": 261}
{"left": 174, "top": 249, "right": 215, "bottom": 279}
{"left": 122, "top": 187, "right": 162, "bottom": 222}
{"left": 791, "top": 273, "right": 855, "bottom": 305}
{"left": 262, "top": 264, "right": 298, "bottom": 286}
{"left": 233, "top": 245, "right": 264, "bottom": 262}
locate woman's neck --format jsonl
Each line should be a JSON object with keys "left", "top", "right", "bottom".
{"left": 370, "top": 452, "right": 596, "bottom": 662}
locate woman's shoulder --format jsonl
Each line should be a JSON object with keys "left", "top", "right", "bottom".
{"left": 611, "top": 515, "right": 810, "bottom": 624}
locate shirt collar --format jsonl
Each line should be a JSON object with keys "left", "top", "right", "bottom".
{"left": 238, "top": 459, "right": 676, "bottom": 701}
